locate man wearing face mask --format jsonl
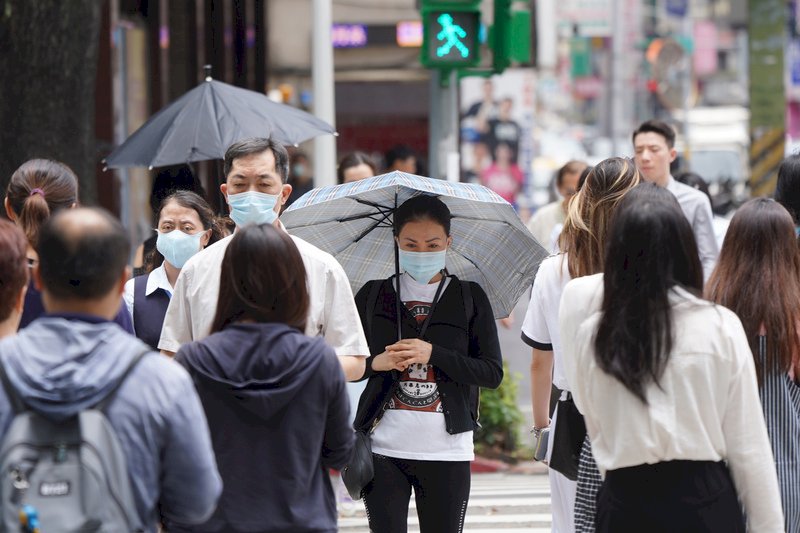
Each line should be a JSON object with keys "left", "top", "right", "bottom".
{"left": 158, "top": 138, "right": 369, "bottom": 381}
{"left": 285, "top": 151, "right": 314, "bottom": 208}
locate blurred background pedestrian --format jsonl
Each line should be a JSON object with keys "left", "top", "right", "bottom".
{"left": 337, "top": 151, "right": 377, "bottom": 184}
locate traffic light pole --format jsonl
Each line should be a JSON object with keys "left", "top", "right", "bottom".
{"left": 428, "top": 69, "right": 460, "bottom": 181}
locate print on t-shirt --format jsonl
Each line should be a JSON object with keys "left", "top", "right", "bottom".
{"left": 387, "top": 299, "right": 443, "bottom": 413}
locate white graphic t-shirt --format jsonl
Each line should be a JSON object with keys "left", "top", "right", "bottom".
{"left": 371, "top": 273, "right": 474, "bottom": 461}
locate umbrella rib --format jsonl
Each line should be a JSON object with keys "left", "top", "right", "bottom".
{"left": 353, "top": 210, "right": 393, "bottom": 243}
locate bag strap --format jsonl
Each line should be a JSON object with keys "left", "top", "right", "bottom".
{"left": 461, "top": 280, "right": 474, "bottom": 325}
{"left": 0, "top": 360, "right": 27, "bottom": 414}
{"left": 94, "top": 348, "right": 150, "bottom": 411}
{"left": 417, "top": 274, "right": 447, "bottom": 339}
{"left": 365, "top": 279, "right": 384, "bottom": 344}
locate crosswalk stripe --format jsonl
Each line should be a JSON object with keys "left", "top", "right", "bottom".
{"left": 337, "top": 473, "right": 552, "bottom": 532}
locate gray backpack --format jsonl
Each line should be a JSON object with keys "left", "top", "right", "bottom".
{"left": 0, "top": 351, "right": 147, "bottom": 533}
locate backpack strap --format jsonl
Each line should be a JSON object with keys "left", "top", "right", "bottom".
{"left": 0, "top": 348, "right": 150, "bottom": 415}
{"left": 0, "top": 360, "right": 28, "bottom": 414}
{"left": 94, "top": 348, "right": 150, "bottom": 412}
{"left": 461, "top": 280, "right": 474, "bottom": 325}
{"left": 364, "top": 279, "right": 385, "bottom": 343}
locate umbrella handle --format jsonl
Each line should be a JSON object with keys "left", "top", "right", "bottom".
{"left": 394, "top": 239, "right": 402, "bottom": 343}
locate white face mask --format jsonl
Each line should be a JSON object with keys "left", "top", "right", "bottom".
{"left": 156, "top": 229, "right": 206, "bottom": 268}
{"left": 399, "top": 249, "right": 447, "bottom": 283}
{"left": 227, "top": 191, "right": 280, "bottom": 227}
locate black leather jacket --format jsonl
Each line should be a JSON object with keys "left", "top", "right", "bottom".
{"left": 352, "top": 276, "right": 503, "bottom": 435}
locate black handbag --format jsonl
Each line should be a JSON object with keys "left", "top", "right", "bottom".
{"left": 548, "top": 395, "right": 586, "bottom": 481}
{"left": 341, "top": 430, "right": 374, "bottom": 500}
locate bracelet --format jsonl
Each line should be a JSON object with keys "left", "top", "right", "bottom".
{"left": 530, "top": 424, "right": 549, "bottom": 437}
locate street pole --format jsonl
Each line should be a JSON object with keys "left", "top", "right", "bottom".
{"left": 312, "top": 0, "right": 337, "bottom": 187}
{"left": 110, "top": 0, "right": 133, "bottom": 256}
{"left": 428, "top": 70, "right": 460, "bottom": 181}
{"left": 681, "top": 9, "right": 691, "bottom": 170}
{"left": 610, "top": 0, "right": 626, "bottom": 156}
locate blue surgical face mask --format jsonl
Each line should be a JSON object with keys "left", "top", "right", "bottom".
{"left": 227, "top": 191, "right": 280, "bottom": 227}
{"left": 156, "top": 229, "right": 206, "bottom": 269}
{"left": 399, "top": 249, "right": 447, "bottom": 283}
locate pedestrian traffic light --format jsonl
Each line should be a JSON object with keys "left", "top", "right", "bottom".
{"left": 490, "top": 0, "right": 532, "bottom": 73}
{"left": 420, "top": 0, "right": 481, "bottom": 68}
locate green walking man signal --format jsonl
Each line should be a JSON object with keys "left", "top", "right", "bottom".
{"left": 436, "top": 13, "right": 469, "bottom": 58}
{"left": 421, "top": 0, "right": 481, "bottom": 68}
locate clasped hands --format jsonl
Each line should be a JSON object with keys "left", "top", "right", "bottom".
{"left": 371, "top": 339, "right": 433, "bottom": 372}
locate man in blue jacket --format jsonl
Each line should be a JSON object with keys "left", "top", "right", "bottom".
{"left": 0, "top": 207, "right": 222, "bottom": 531}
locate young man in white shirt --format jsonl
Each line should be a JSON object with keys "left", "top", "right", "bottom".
{"left": 632, "top": 120, "right": 718, "bottom": 279}
{"left": 158, "top": 138, "right": 368, "bottom": 381}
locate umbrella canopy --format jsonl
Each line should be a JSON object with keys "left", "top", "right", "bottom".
{"left": 282, "top": 171, "right": 548, "bottom": 318}
{"left": 104, "top": 78, "right": 335, "bottom": 169}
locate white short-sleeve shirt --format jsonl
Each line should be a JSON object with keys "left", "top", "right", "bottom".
{"left": 520, "top": 253, "right": 572, "bottom": 390}
{"left": 158, "top": 227, "right": 369, "bottom": 357}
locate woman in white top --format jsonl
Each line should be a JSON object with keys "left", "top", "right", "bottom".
{"left": 123, "top": 190, "right": 223, "bottom": 349}
{"left": 521, "top": 157, "right": 639, "bottom": 533}
{"left": 560, "top": 184, "right": 784, "bottom": 532}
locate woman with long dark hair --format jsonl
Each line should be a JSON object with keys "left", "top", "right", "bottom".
{"left": 560, "top": 184, "right": 783, "bottom": 532}
{"left": 168, "top": 223, "right": 354, "bottom": 533}
{"left": 521, "top": 157, "right": 639, "bottom": 532}
{"left": 775, "top": 154, "right": 800, "bottom": 230}
{"left": 353, "top": 194, "right": 502, "bottom": 533}
{"left": 706, "top": 198, "right": 800, "bottom": 532}
{"left": 123, "top": 190, "right": 225, "bottom": 349}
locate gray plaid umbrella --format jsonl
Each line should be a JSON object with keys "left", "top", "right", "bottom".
{"left": 282, "top": 171, "right": 548, "bottom": 318}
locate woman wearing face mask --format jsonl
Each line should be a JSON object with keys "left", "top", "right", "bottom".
{"left": 123, "top": 190, "right": 224, "bottom": 350}
{"left": 352, "top": 194, "right": 503, "bottom": 533}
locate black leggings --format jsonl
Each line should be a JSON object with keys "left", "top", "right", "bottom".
{"left": 362, "top": 454, "right": 471, "bottom": 533}
{"left": 597, "top": 460, "right": 745, "bottom": 533}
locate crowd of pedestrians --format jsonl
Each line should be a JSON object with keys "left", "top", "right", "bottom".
{"left": 0, "top": 116, "right": 796, "bottom": 533}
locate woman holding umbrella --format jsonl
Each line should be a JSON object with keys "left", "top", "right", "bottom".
{"left": 352, "top": 194, "right": 503, "bottom": 533}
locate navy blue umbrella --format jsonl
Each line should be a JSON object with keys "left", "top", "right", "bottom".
{"left": 104, "top": 75, "right": 335, "bottom": 169}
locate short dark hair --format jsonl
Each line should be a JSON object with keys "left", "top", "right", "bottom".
{"left": 393, "top": 195, "right": 451, "bottom": 236}
{"left": 37, "top": 208, "right": 130, "bottom": 300}
{"left": 223, "top": 138, "right": 289, "bottom": 183}
{"left": 594, "top": 183, "right": 702, "bottom": 404}
{"left": 632, "top": 119, "right": 676, "bottom": 149}
{"left": 211, "top": 224, "right": 309, "bottom": 333}
{"left": 0, "top": 219, "right": 29, "bottom": 321}
{"left": 676, "top": 171, "right": 711, "bottom": 204}
{"left": 775, "top": 154, "right": 800, "bottom": 224}
{"left": 384, "top": 145, "right": 415, "bottom": 169}
{"left": 337, "top": 151, "right": 377, "bottom": 184}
